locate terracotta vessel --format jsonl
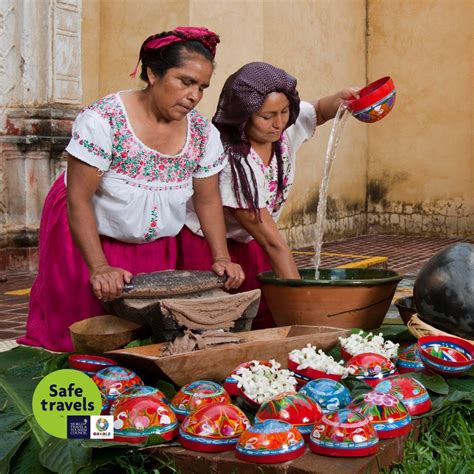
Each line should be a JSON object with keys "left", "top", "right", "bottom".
{"left": 257, "top": 269, "right": 402, "bottom": 330}
{"left": 394, "top": 296, "right": 417, "bottom": 325}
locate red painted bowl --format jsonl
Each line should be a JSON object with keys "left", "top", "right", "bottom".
{"left": 349, "top": 391, "right": 412, "bottom": 438}
{"left": 68, "top": 354, "right": 117, "bottom": 375}
{"left": 397, "top": 344, "right": 425, "bottom": 374}
{"left": 347, "top": 352, "right": 398, "bottom": 387}
{"left": 111, "top": 389, "right": 177, "bottom": 444}
{"left": 224, "top": 360, "right": 273, "bottom": 396}
{"left": 417, "top": 335, "right": 474, "bottom": 376}
{"left": 309, "top": 408, "right": 379, "bottom": 457}
{"left": 255, "top": 392, "right": 323, "bottom": 439}
{"left": 109, "top": 385, "right": 168, "bottom": 414}
{"left": 346, "top": 76, "right": 396, "bottom": 123}
{"left": 170, "top": 380, "right": 230, "bottom": 421}
{"left": 287, "top": 358, "right": 343, "bottom": 386}
{"left": 236, "top": 420, "right": 305, "bottom": 463}
{"left": 179, "top": 403, "right": 250, "bottom": 452}
{"left": 374, "top": 376, "right": 431, "bottom": 416}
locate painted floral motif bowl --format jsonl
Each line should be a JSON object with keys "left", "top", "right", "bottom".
{"left": 347, "top": 352, "right": 398, "bottom": 387}
{"left": 68, "top": 354, "right": 117, "bottom": 375}
{"left": 349, "top": 391, "right": 412, "bottom": 438}
{"left": 111, "top": 389, "right": 178, "bottom": 444}
{"left": 287, "top": 358, "right": 343, "bottom": 386}
{"left": 236, "top": 420, "right": 305, "bottom": 464}
{"left": 224, "top": 360, "right": 273, "bottom": 396}
{"left": 255, "top": 392, "right": 323, "bottom": 439}
{"left": 346, "top": 76, "right": 396, "bottom": 123}
{"left": 375, "top": 376, "right": 431, "bottom": 416}
{"left": 109, "top": 385, "right": 168, "bottom": 413}
{"left": 92, "top": 366, "right": 143, "bottom": 411}
{"left": 309, "top": 408, "right": 379, "bottom": 457}
{"left": 299, "top": 378, "right": 352, "bottom": 413}
{"left": 397, "top": 344, "right": 425, "bottom": 374}
{"left": 170, "top": 380, "right": 230, "bottom": 421}
{"left": 417, "top": 335, "right": 474, "bottom": 376}
{"left": 179, "top": 403, "right": 250, "bottom": 452}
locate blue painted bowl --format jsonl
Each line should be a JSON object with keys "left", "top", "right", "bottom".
{"left": 396, "top": 344, "right": 425, "bottom": 374}
{"left": 299, "top": 378, "right": 352, "bottom": 413}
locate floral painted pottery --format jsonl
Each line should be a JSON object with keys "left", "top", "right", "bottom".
{"left": 309, "top": 408, "right": 379, "bottom": 457}
{"left": 92, "top": 366, "right": 143, "bottom": 411}
{"left": 349, "top": 391, "right": 412, "bottom": 438}
{"left": 224, "top": 360, "right": 272, "bottom": 396}
{"left": 109, "top": 385, "right": 168, "bottom": 414}
{"left": 68, "top": 354, "right": 117, "bottom": 375}
{"left": 396, "top": 344, "right": 425, "bottom": 374}
{"left": 417, "top": 335, "right": 474, "bottom": 376}
{"left": 299, "top": 378, "right": 352, "bottom": 413}
{"left": 255, "top": 392, "right": 323, "bottom": 439}
{"left": 345, "top": 76, "right": 396, "bottom": 123}
{"left": 236, "top": 420, "right": 305, "bottom": 464}
{"left": 111, "top": 390, "right": 178, "bottom": 444}
{"left": 375, "top": 376, "right": 431, "bottom": 416}
{"left": 347, "top": 352, "right": 397, "bottom": 387}
{"left": 179, "top": 403, "right": 250, "bottom": 452}
{"left": 170, "top": 380, "right": 230, "bottom": 421}
{"left": 287, "top": 358, "right": 342, "bottom": 386}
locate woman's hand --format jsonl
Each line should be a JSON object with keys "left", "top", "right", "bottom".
{"left": 212, "top": 258, "right": 245, "bottom": 290}
{"left": 90, "top": 264, "right": 133, "bottom": 302}
{"left": 315, "top": 86, "right": 361, "bottom": 125}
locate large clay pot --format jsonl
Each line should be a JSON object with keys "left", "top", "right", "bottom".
{"left": 257, "top": 268, "right": 402, "bottom": 330}
{"left": 413, "top": 243, "right": 474, "bottom": 339}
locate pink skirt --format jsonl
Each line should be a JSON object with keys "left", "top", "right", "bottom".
{"left": 177, "top": 226, "right": 275, "bottom": 330}
{"left": 18, "top": 174, "right": 178, "bottom": 352}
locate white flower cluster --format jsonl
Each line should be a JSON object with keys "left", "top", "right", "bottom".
{"left": 289, "top": 344, "right": 348, "bottom": 376}
{"left": 339, "top": 331, "right": 399, "bottom": 360}
{"left": 232, "top": 359, "right": 297, "bottom": 404}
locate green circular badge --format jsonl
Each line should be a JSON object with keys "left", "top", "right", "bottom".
{"left": 32, "top": 369, "right": 102, "bottom": 439}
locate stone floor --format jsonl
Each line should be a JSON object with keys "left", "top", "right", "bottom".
{"left": 0, "top": 233, "right": 471, "bottom": 342}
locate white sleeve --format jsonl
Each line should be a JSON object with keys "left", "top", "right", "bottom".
{"left": 65, "top": 109, "right": 113, "bottom": 171}
{"left": 285, "top": 101, "right": 317, "bottom": 152}
{"left": 193, "top": 124, "right": 227, "bottom": 178}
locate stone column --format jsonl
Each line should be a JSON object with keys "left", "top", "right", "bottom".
{"left": 0, "top": 0, "right": 81, "bottom": 271}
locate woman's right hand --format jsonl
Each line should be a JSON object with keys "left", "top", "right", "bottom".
{"left": 90, "top": 264, "right": 133, "bottom": 302}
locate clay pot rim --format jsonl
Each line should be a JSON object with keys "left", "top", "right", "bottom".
{"left": 69, "top": 314, "right": 143, "bottom": 336}
{"left": 257, "top": 268, "right": 403, "bottom": 287}
{"left": 394, "top": 296, "right": 415, "bottom": 310}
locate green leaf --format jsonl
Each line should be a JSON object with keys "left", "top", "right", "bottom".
{"left": 124, "top": 337, "right": 154, "bottom": 349}
{"left": 9, "top": 436, "right": 53, "bottom": 474}
{"left": 343, "top": 378, "right": 372, "bottom": 398}
{"left": 155, "top": 380, "right": 177, "bottom": 400}
{"left": 39, "top": 439, "right": 92, "bottom": 474}
{"left": 42, "top": 354, "right": 70, "bottom": 377}
{"left": 447, "top": 377, "right": 474, "bottom": 393}
{"left": 410, "top": 372, "right": 450, "bottom": 395}
{"left": 377, "top": 325, "right": 416, "bottom": 342}
{"left": 81, "top": 439, "right": 146, "bottom": 449}
{"left": 0, "top": 428, "right": 31, "bottom": 473}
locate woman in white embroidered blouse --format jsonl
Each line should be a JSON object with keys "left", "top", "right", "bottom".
{"left": 180, "top": 62, "right": 358, "bottom": 329}
{"left": 19, "top": 27, "right": 244, "bottom": 352}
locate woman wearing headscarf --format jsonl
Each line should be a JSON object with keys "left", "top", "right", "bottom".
{"left": 179, "top": 62, "right": 358, "bottom": 329}
{"left": 19, "top": 27, "right": 245, "bottom": 352}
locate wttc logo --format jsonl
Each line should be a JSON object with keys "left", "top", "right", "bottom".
{"left": 91, "top": 415, "right": 114, "bottom": 439}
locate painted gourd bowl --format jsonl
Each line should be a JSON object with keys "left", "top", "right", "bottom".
{"left": 374, "top": 376, "right": 431, "bottom": 416}
{"left": 340, "top": 345, "right": 398, "bottom": 364}
{"left": 299, "top": 378, "right": 352, "bottom": 413}
{"left": 109, "top": 385, "right": 168, "bottom": 413}
{"left": 309, "top": 408, "right": 379, "bottom": 457}
{"left": 224, "top": 360, "right": 273, "bottom": 396}
{"left": 346, "top": 76, "right": 396, "bottom": 123}
{"left": 396, "top": 344, "right": 425, "bottom": 374}
{"left": 349, "top": 391, "right": 412, "bottom": 438}
{"left": 179, "top": 403, "right": 250, "bottom": 452}
{"left": 236, "top": 419, "right": 305, "bottom": 464}
{"left": 287, "top": 357, "right": 343, "bottom": 386}
{"left": 347, "top": 352, "right": 397, "bottom": 387}
{"left": 170, "top": 380, "right": 230, "bottom": 421}
{"left": 255, "top": 392, "right": 323, "bottom": 439}
{"left": 92, "top": 366, "right": 143, "bottom": 411}
{"left": 417, "top": 335, "right": 474, "bottom": 376}
{"left": 111, "top": 390, "right": 178, "bottom": 444}
{"left": 68, "top": 354, "right": 117, "bottom": 375}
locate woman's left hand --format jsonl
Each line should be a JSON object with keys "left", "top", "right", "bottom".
{"left": 338, "top": 87, "right": 361, "bottom": 102}
{"left": 212, "top": 259, "right": 245, "bottom": 290}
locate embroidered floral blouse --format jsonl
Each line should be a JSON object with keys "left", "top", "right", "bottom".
{"left": 65, "top": 92, "right": 226, "bottom": 243}
{"left": 185, "top": 101, "right": 317, "bottom": 243}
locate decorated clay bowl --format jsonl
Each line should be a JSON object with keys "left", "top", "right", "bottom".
{"left": 397, "top": 344, "right": 426, "bottom": 374}
{"left": 170, "top": 380, "right": 230, "bottom": 421}
{"left": 236, "top": 420, "right": 305, "bottom": 464}
{"left": 347, "top": 352, "right": 398, "bottom": 387}
{"left": 345, "top": 76, "right": 396, "bottom": 123}
{"left": 375, "top": 376, "right": 431, "bottom": 416}
{"left": 287, "top": 358, "right": 343, "bottom": 386}
{"left": 109, "top": 385, "right": 168, "bottom": 414}
{"left": 224, "top": 360, "right": 272, "bottom": 397}
{"left": 179, "top": 403, "right": 250, "bottom": 452}
{"left": 92, "top": 366, "right": 143, "bottom": 412}
{"left": 299, "top": 378, "right": 352, "bottom": 413}
{"left": 349, "top": 391, "right": 412, "bottom": 438}
{"left": 309, "top": 408, "right": 379, "bottom": 457}
{"left": 341, "top": 345, "right": 398, "bottom": 364}
{"left": 255, "top": 392, "right": 323, "bottom": 439}
{"left": 68, "top": 354, "right": 117, "bottom": 375}
{"left": 417, "top": 335, "right": 474, "bottom": 376}
{"left": 111, "top": 389, "right": 178, "bottom": 444}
